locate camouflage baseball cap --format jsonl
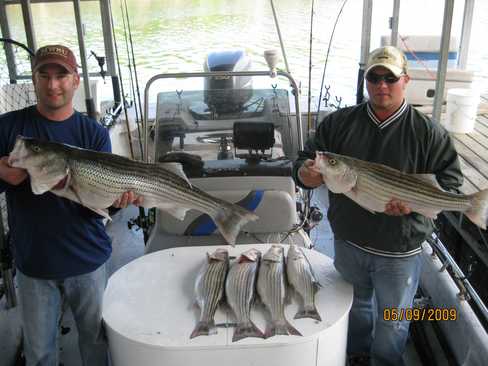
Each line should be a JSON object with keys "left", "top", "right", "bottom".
{"left": 365, "top": 46, "right": 408, "bottom": 77}
{"left": 33, "top": 45, "right": 78, "bottom": 73}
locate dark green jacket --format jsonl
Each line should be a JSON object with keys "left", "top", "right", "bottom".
{"left": 293, "top": 102, "right": 462, "bottom": 256}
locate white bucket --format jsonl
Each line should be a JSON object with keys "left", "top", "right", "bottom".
{"left": 443, "top": 88, "right": 480, "bottom": 133}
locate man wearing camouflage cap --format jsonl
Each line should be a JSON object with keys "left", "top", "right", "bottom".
{"left": 294, "top": 46, "right": 462, "bottom": 365}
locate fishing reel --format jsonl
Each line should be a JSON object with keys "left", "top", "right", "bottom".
{"left": 90, "top": 50, "right": 106, "bottom": 81}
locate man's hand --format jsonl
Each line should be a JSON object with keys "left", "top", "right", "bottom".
{"left": 0, "top": 156, "right": 28, "bottom": 185}
{"left": 384, "top": 198, "right": 411, "bottom": 216}
{"left": 298, "top": 159, "right": 323, "bottom": 188}
{"left": 112, "top": 191, "right": 144, "bottom": 209}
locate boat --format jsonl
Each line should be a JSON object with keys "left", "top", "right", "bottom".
{"left": 1, "top": 0, "right": 487, "bottom": 365}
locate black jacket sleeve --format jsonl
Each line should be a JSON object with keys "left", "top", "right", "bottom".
{"left": 292, "top": 114, "right": 331, "bottom": 189}
{"left": 424, "top": 123, "right": 463, "bottom": 193}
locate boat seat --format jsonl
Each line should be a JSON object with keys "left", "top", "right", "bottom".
{"left": 158, "top": 176, "right": 297, "bottom": 235}
{"left": 145, "top": 175, "right": 302, "bottom": 253}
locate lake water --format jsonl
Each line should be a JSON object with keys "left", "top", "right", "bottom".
{"left": 3, "top": 0, "right": 488, "bottom": 106}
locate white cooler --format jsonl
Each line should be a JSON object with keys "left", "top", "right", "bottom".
{"left": 102, "top": 244, "right": 353, "bottom": 366}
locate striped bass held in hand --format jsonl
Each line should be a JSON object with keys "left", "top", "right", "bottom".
{"left": 225, "top": 248, "right": 264, "bottom": 342}
{"left": 312, "top": 151, "right": 488, "bottom": 229}
{"left": 257, "top": 245, "right": 301, "bottom": 338}
{"left": 7, "top": 136, "right": 258, "bottom": 245}
{"left": 191, "top": 248, "right": 229, "bottom": 339}
{"left": 286, "top": 245, "right": 321, "bottom": 321}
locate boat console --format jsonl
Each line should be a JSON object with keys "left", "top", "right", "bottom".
{"left": 145, "top": 72, "right": 307, "bottom": 252}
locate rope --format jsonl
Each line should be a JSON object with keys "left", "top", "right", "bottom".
{"left": 398, "top": 34, "right": 437, "bottom": 80}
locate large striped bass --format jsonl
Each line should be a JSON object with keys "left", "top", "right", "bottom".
{"left": 312, "top": 151, "right": 488, "bottom": 229}
{"left": 286, "top": 245, "right": 321, "bottom": 321}
{"left": 257, "top": 245, "right": 301, "bottom": 338}
{"left": 8, "top": 136, "right": 258, "bottom": 245}
{"left": 191, "top": 248, "right": 229, "bottom": 339}
{"left": 225, "top": 248, "right": 264, "bottom": 342}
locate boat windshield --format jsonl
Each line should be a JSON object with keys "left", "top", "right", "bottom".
{"left": 153, "top": 87, "right": 298, "bottom": 165}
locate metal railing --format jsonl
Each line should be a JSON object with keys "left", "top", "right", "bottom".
{"left": 142, "top": 70, "right": 303, "bottom": 163}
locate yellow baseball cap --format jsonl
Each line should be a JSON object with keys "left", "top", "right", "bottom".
{"left": 365, "top": 46, "right": 408, "bottom": 77}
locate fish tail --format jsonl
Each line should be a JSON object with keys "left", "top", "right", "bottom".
{"left": 265, "top": 320, "right": 302, "bottom": 338}
{"left": 213, "top": 204, "right": 259, "bottom": 246}
{"left": 294, "top": 304, "right": 322, "bottom": 321}
{"left": 189, "top": 320, "right": 217, "bottom": 339}
{"left": 232, "top": 321, "right": 265, "bottom": 342}
{"left": 466, "top": 189, "right": 488, "bottom": 229}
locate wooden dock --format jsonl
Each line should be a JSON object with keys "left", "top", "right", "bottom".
{"left": 433, "top": 93, "right": 488, "bottom": 269}
{"left": 448, "top": 93, "right": 488, "bottom": 194}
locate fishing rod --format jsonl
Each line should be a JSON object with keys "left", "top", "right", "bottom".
{"left": 307, "top": 0, "right": 315, "bottom": 134}
{"left": 315, "top": 0, "right": 349, "bottom": 128}
{"left": 108, "top": 0, "right": 135, "bottom": 159}
{"left": 0, "top": 37, "right": 34, "bottom": 57}
{"left": 122, "top": 0, "right": 144, "bottom": 160}
{"left": 119, "top": 0, "right": 150, "bottom": 243}
{"left": 269, "top": 0, "right": 290, "bottom": 73}
{"left": 119, "top": 0, "right": 140, "bottom": 148}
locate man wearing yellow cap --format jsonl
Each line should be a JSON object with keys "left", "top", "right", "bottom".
{"left": 294, "top": 46, "right": 462, "bottom": 365}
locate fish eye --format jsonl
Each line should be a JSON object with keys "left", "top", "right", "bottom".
{"left": 328, "top": 158, "right": 337, "bottom": 165}
{"left": 32, "top": 145, "right": 41, "bottom": 152}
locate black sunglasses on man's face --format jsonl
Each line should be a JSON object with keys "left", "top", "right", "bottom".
{"left": 365, "top": 72, "right": 401, "bottom": 84}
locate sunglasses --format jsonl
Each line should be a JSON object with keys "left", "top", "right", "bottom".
{"left": 365, "top": 72, "right": 402, "bottom": 84}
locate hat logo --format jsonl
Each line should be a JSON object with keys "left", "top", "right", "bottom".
{"left": 39, "top": 46, "right": 69, "bottom": 59}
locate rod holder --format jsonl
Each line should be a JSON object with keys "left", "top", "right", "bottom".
{"left": 264, "top": 49, "right": 279, "bottom": 77}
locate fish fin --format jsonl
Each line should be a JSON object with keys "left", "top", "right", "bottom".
{"left": 313, "top": 280, "right": 322, "bottom": 292}
{"left": 265, "top": 320, "right": 302, "bottom": 338}
{"left": 414, "top": 207, "right": 439, "bottom": 219}
{"left": 213, "top": 204, "right": 259, "bottom": 246}
{"left": 465, "top": 189, "right": 488, "bottom": 229}
{"left": 64, "top": 179, "right": 111, "bottom": 220}
{"left": 410, "top": 173, "right": 445, "bottom": 191}
{"left": 295, "top": 304, "right": 322, "bottom": 321}
{"left": 190, "top": 320, "right": 217, "bottom": 339}
{"left": 66, "top": 171, "right": 84, "bottom": 204}
{"left": 232, "top": 321, "right": 265, "bottom": 342}
{"left": 159, "top": 162, "right": 192, "bottom": 187}
{"left": 156, "top": 203, "right": 189, "bottom": 221}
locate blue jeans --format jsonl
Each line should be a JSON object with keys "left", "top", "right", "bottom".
{"left": 17, "top": 264, "right": 108, "bottom": 366}
{"left": 333, "top": 239, "right": 422, "bottom": 366}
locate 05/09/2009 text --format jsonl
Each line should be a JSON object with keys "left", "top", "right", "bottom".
{"left": 383, "top": 307, "right": 457, "bottom": 322}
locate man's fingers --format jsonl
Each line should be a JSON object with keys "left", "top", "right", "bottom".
{"left": 134, "top": 196, "right": 144, "bottom": 206}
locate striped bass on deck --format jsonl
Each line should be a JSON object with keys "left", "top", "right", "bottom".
{"left": 286, "top": 245, "right": 321, "bottom": 321}
{"left": 257, "top": 245, "right": 301, "bottom": 338}
{"left": 312, "top": 151, "right": 488, "bottom": 229}
{"left": 191, "top": 248, "right": 229, "bottom": 339}
{"left": 225, "top": 248, "right": 264, "bottom": 342}
{"left": 7, "top": 136, "right": 258, "bottom": 245}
